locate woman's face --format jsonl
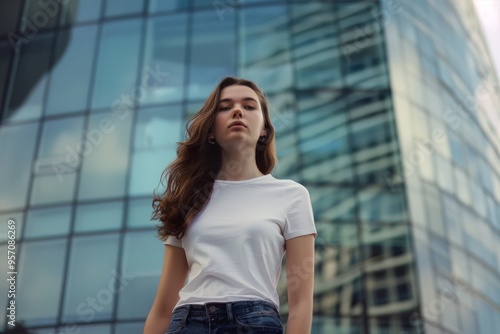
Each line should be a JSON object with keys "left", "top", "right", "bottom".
{"left": 210, "top": 85, "right": 266, "bottom": 149}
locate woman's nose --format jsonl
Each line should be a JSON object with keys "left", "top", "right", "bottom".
{"left": 232, "top": 105, "right": 243, "bottom": 116}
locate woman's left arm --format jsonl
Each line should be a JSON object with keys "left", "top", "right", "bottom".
{"left": 284, "top": 234, "right": 315, "bottom": 334}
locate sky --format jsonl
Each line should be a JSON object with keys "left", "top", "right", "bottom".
{"left": 473, "top": 0, "right": 500, "bottom": 80}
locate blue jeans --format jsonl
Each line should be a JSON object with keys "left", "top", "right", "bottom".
{"left": 165, "top": 299, "right": 284, "bottom": 333}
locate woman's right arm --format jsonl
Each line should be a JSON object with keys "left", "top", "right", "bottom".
{"left": 143, "top": 244, "right": 189, "bottom": 334}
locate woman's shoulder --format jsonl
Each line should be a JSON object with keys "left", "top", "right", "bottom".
{"left": 268, "top": 176, "right": 309, "bottom": 193}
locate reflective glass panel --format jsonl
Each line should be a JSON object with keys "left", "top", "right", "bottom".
{"left": 188, "top": 10, "right": 236, "bottom": 100}
{"left": 297, "top": 91, "right": 353, "bottom": 183}
{"left": 46, "top": 25, "right": 98, "bottom": 115}
{"left": 30, "top": 116, "right": 85, "bottom": 205}
{"left": 435, "top": 153, "right": 454, "bottom": 194}
{"left": 290, "top": 3, "right": 342, "bottom": 89}
{"left": 60, "top": 0, "right": 102, "bottom": 25}
{"left": 115, "top": 323, "right": 145, "bottom": 334}
{"left": 77, "top": 325, "right": 111, "bottom": 334}
{"left": 0, "top": 2, "right": 23, "bottom": 36}
{"left": 127, "top": 197, "right": 154, "bottom": 228}
{"left": 3, "top": 32, "right": 53, "bottom": 122}
{"left": 448, "top": 129, "right": 466, "bottom": 169}
{"left": 309, "top": 186, "right": 355, "bottom": 222}
{"left": 62, "top": 234, "right": 120, "bottom": 322}
{"left": 78, "top": 110, "right": 132, "bottom": 200}
{"left": 359, "top": 187, "right": 407, "bottom": 223}
{"left": 141, "top": 14, "right": 187, "bottom": 105}
{"left": 21, "top": 0, "right": 60, "bottom": 31}
{"left": 17, "top": 239, "right": 67, "bottom": 326}
{"left": 74, "top": 200, "right": 123, "bottom": 233}
{"left": 91, "top": 18, "right": 142, "bottom": 110}
{"left": 0, "top": 42, "right": 12, "bottom": 106}
{"left": 104, "top": 0, "right": 144, "bottom": 17}
{"left": 423, "top": 184, "right": 445, "bottom": 237}
{"left": 117, "top": 231, "right": 163, "bottom": 319}
{"left": 25, "top": 205, "right": 72, "bottom": 238}
{"left": 129, "top": 105, "right": 182, "bottom": 196}
{"left": 149, "top": 0, "right": 189, "bottom": 13}
{"left": 362, "top": 224, "right": 411, "bottom": 263}
{"left": 0, "top": 123, "right": 38, "bottom": 211}
{"left": 337, "top": 2, "right": 389, "bottom": 88}
{"left": 271, "top": 93, "right": 300, "bottom": 179}
{"left": 315, "top": 222, "right": 360, "bottom": 282}
{"left": 311, "top": 317, "right": 364, "bottom": 333}
{"left": 239, "top": 5, "right": 292, "bottom": 93}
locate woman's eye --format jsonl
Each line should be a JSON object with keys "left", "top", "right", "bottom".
{"left": 219, "top": 107, "right": 229, "bottom": 111}
{"left": 245, "top": 106, "right": 255, "bottom": 110}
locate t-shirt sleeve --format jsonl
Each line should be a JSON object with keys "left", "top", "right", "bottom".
{"left": 163, "top": 234, "right": 183, "bottom": 248}
{"left": 283, "top": 184, "right": 317, "bottom": 240}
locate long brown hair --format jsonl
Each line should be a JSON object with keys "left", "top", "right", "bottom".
{"left": 152, "top": 76, "right": 277, "bottom": 242}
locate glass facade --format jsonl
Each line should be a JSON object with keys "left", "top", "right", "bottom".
{"left": 383, "top": 0, "right": 500, "bottom": 333}
{"left": 0, "top": 1, "right": 498, "bottom": 333}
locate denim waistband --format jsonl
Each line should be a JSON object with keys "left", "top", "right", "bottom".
{"left": 174, "top": 299, "right": 279, "bottom": 317}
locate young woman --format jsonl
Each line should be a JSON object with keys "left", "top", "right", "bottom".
{"left": 143, "top": 77, "right": 317, "bottom": 334}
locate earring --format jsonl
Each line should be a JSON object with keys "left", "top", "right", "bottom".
{"left": 208, "top": 137, "right": 216, "bottom": 144}
{"left": 259, "top": 135, "right": 266, "bottom": 142}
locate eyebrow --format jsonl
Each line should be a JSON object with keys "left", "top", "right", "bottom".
{"left": 219, "top": 97, "right": 258, "bottom": 104}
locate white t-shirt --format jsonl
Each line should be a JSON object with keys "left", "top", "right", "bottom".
{"left": 163, "top": 173, "right": 317, "bottom": 311}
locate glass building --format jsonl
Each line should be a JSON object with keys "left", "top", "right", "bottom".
{"left": 0, "top": 0, "right": 499, "bottom": 333}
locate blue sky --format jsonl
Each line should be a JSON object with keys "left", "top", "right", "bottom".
{"left": 474, "top": 0, "right": 500, "bottom": 80}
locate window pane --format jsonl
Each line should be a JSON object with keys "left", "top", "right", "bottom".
{"left": 359, "top": 187, "right": 407, "bottom": 223}
{"left": 78, "top": 110, "right": 133, "bottom": 200}
{"left": 104, "top": 0, "right": 144, "bottom": 17}
{"left": 74, "top": 200, "right": 123, "bottom": 233}
{"left": 309, "top": 185, "right": 355, "bottom": 222}
{"left": 91, "top": 18, "right": 142, "bottom": 110}
{"left": 21, "top": 0, "right": 60, "bottom": 31}
{"left": 62, "top": 234, "right": 120, "bottom": 322}
{"left": 188, "top": 10, "right": 236, "bottom": 100}
{"left": 115, "top": 323, "right": 144, "bottom": 334}
{"left": 117, "top": 231, "right": 163, "bottom": 319}
{"left": 239, "top": 6, "right": 292, "bottom": 93}
{"left": 30, "top": 116, "right": 85, "bottom": 206}
{"left": 141, "top": 14, "right": 187, "bottom": 105}
{"left": 129, "top": 105, "right": 181, "bottom": 196}
{"left": 0, "top": 42, "right": 13, "bottom": 106}
{"left": 0, "top": 1, "right": 23, "bottom": 36}
{"left": 272, "top": 92, "right": 300, "bottom": 179}
{"left": 3, "top": 32, "right": 53, "bottom": 122}
{"left": 315, "top": 222, "right": 360, "bottom": 280}
{"left": 297, "top": 91, "right": 353, "bottom": 183}
{"left": 60, "top": 0, "right": 102, "bottom": 25}
{"left": 0, "top": 123, "right": 38, "bottom": 210}
{"left": 149, "top": 0, "right": 188, "bottom": 13}
{"left": 77, "top": 324, "right": 111, "bottom": 334}
{"left": 291, "top": 3, "right": 342, "bottom": 89}
{"left": 17, "top": 239, "right": 67, "bottom": 326}
{"left": 338, "top": 2, "right": 389, "bottom": 89}
{"left": 127, "top": 197, "right": 154, "bottom": 228}
{"left": 25, "top": 205, "right": 71, "bottom": 238}
{"left": 46, "top": 25, "right": 98, "bottom": 115}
